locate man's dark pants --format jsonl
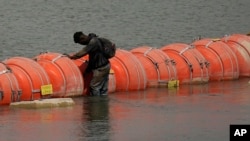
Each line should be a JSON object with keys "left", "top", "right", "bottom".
{"left": 90, "top": 63, "right": 110, "bottom": 96}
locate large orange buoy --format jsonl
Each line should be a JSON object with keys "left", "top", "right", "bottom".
{"left": 34, "top": 52, "right": 83, "bottom": 97}
{"left": 4, "top": 57, "right": 50, "bottom": 101}
{"left": 192, "top": 38, "right": 239, "bottom": 81}
{"left": 109, "top": 49, "right": 147, "bottom": 91}
{"left": 0, "top": 62, "right": 21, "bottom": 105}
{"left": 130, "top": 46, "right": 177, "bottom": 87}
{"left": 221, "top": 34, "right": 250, "bottom": 77}
{"left": 72, "top": 56, "right": 116, "bottom": 95}
{"left": 161, "top": 43, "right": 209, "bottom": 84}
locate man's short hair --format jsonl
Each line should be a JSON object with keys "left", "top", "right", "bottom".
{"left": 73, "top": 31, "right": 84, "bottom": 43}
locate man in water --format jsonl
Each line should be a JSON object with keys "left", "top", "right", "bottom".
{"left": 66, "top": 32, "right": 110, "bottom": 96}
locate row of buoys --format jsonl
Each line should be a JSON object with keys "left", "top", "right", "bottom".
{"left": 161, "top": 43, "right": 209, "bottom": 84}
{"left": 131, "top": 47, "right": 177, "bottom": 87}
{"left": 1, "top": 33, "right": 250, "bottom": 105}
{"left": 194, "top": 38, "right": 239, "bottom": 80}
{"left": 34, "top": 52, "right": 84, "bottom": 97}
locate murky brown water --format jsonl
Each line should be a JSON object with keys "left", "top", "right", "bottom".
{"left": 1, "top": 78, "right": 250, "bottom": 141}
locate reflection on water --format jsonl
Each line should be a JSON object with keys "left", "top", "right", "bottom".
{"left": 0, "top": 79, "right": 250, "bottom": 141}
{"left": 108, "top": 78, "right": 250, "bottom": 141}
{"left": 81, "top": 96, "right": 111, "bottom": 141}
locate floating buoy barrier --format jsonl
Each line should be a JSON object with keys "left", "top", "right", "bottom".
{"left": 221, "top": 34, "right": 250, "bottom": 77}
{"left": 130, "top": 46, "right": 177, "bottom": 87}
{"left": 161, "top": 43, "right": 210, "bottom": 84}
{"left": 192, "top": 38, "right": 239, "bottom": 81}
{"left": 34, "top": 52, "right": 83, "bottom": 97}
{"left": 4, "top": 57, "right": 50, "bottom": 101}
{"left": 1, "top": 33, "right": 250, "bottom": 106}
{"left": 0, "top": 62, "right": 21, "bottom": 105}
{"left": 109, "top": 49, "right": 147, "bottom": 91}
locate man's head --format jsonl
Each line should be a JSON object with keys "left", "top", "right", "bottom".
{"left": 73, "top": 31, "right": 90, "bottom": 45}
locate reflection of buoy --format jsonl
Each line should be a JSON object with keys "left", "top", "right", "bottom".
{"left": 4, "top": 57, "right": 50, "bottom": 101}
{"left": 110, "top": 49, "right": 147, "bottom": 91}
{"left": 192, "top": 38, "right": 239, "bottom": 81}
{"left": 161, "top": 43, "right": 209, "bottom": 84}
{"left": 131, "top": 46, "right": 177, "bottom": 87}
{"left": 34, "top": 52, "right": 83, "bottom": 97}
{"left": 0, "top": 62, "right": 21, "bottom": 105}
{"left": 222, "top": 34, "right": 250, "bottom": 77}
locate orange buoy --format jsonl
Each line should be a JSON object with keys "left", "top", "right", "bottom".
{"left": 130, "top": 46, "right": 177, "bottom": 87}
{"left": 192, "top": 38, "right": 239, "bottom": 81}
{"left": 72, "top": 57, "right": 116, "bottom": 95}
{"left": 4, "top": 57, "right": 50, "bottom": 101}
{"left": 161, "top": 43, "right": 209, "bottom": 84}
{"left": 109, "top": 49, "right": 147, "bottom": 91}
{"left": 221, "top": 34, "right": 250, "bottom": 77}
{"left": 0, "top": 62, "right": 21, "bottom": 105}
{"left": 34, "top": 52, "right": 83, "bottom": 97}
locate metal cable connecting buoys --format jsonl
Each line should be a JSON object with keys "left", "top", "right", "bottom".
{"left": 0, "top": 62, "right": 21, "bottom": 105}
{"left": 161, "top": 43, "right": 209, "bottom": 84}
{"left": 221, "top": 34, "right": 250, "bottom": 77}
{"left": 4, "top": 57, "right": 50, "bottom": 101}
{"left": 131, "top": 46, "right": 177, "bottom": 87}
{"left": 192, "top": 38, "right": 239, "bottom": 81}
{"left": 34, "top": 52, "right": 83, "bottom": 97}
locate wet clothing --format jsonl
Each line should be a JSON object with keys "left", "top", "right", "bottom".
{"left": 70, "top": 37, "right": 110, "bottom": 71}
{"left": 90, "top": 63, "right": 110, "bottom": 96}
{"left": 70, "top": 36, "right": 110, "bottom": 96}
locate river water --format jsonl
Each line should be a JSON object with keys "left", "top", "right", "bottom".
{"left": 1, "top": 78, "right": 250, "bottom": 141}
{"left": 0, "top": 0, "right": 250, "bottom": 141}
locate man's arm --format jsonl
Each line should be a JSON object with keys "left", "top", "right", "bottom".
{"left": 69, "top": 47, "right": 89, "bottom": 59}
{"left": 69, "top": 37, "right": 100, "bottom": 59}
